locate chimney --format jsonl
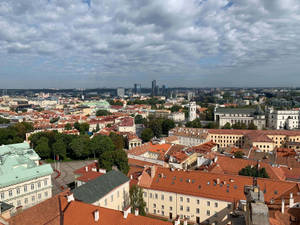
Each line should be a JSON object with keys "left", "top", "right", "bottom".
{"left": 281, "top": 199, "right": 285, "bottom": 214}
{"left": 130, "top": 175, "right": 133, "bottom": 180}
{"left": 67, "top": 193, "right": 74, "bottom": 202}
{"left": 289, "top": 193, "right": 294, "bottom": 208}
{"left": 183, "top": 217, "right": 188, "bottom": 225}
{"left": 93, "top": 210, "right": 99, "bottom": 222}
{"left": 123, "top": 206, "right": 131, "bottom": 219}
{"left": 216, "top": 178, "right": 220, "bottom": 185}
{"left": 85, "top": 166, "right": 88, "bottom": 172}
{"left": 174, "top": 216, "right": 180, "bottom": 225}
{"left": 151, "top": 166, "right": 156, "bottom": 178}
{"left": 134, "top": 208, "right": 139, "bottom": 216}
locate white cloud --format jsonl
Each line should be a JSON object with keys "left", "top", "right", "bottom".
{"left": 0, "top": 0, "right": 300, "bottom": 87}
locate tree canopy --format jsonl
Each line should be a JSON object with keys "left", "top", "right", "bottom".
{"left": 141, "top": 128, "right": 154, "bottom": 142}
{"left": 130, "top": 185, "right": 146, "bottom": 216}
{"left": 239, "top": 165, "right": 269, "bottom": 178}
{"left": 96, "top": 110, "right": 112, "bottom": 116}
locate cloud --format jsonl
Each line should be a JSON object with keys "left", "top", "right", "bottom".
{"left": 0, "top": 0, "right": 300, "bottom": 88}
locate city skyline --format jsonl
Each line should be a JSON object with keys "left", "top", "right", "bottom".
{"left": 1, "top": 0, "right": 300, "bottom": 88}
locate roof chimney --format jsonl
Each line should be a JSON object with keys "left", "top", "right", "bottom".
{"left": 216, "top": 178, "right": 220, "bottom": 185}
{"left": 151, "top": 166, "right": 156, "bottom": 178}
{"left": 289, "top": 193, "right": 294, "bottom": 208}
{"left": 134, "top": 208, "right": 139, "bottom": 216}
{"left": 67, "top": 193, "right": 74, "bottom": 202}
{"left": 281, "top": 199, "right": 285, "bottom": 214}
{"left": 174, "top": 216, "right": 180, "bottom": 225}
{"left": 183, "top": 217, "right": 188, "bottom": 225}
{"left": 123, "top": 206, "right": 131, "bottom": 219}
{"left": 93, "top": 210, "right": 99, "bottom": 222}
{"left": 85, "top": 166, "right": 88, "bottom": 172}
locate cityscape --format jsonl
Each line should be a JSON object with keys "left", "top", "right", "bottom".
{"left": 1, "top": 1, "right": 300, "bottom": 225}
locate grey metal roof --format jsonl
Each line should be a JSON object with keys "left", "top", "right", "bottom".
{"left": 0, "top": 201, "right": 14, "bottom": 213}
{"left": 73, "top": 170, "right": 129, "bottom": 204}
{"left": 215, "top": 108, "right": 256, "bottom": 114}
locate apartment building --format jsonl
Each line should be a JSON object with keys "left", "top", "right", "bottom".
{"left": 138, "top": 166, "right": 300, "bottom": 224}
{"left": 170, "top": 127, "right": 300, "bottom": 152}
{"left": 0, "top": 143, "right": 53, "bottom": 211}
{"left": 268, "top": 108, "right": 300, "bottom": 130}
{"left": 73, "top": 170, "right": 130, "bottom": 211}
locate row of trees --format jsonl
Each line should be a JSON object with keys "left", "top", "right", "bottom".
{"left": 222, "top": 122, "right": 257, "bottom": 130}
{"left": 185, "top": 118, "right": 219, "bottom": 129}
{"left": 0, "top": 122, "right": 34, "bottom": 145}
{"left": 0, "top": 116, "right": 10, "bottom": 124}
{"left": 140, "top": 118, "right": 175, "bottom": 142}
{"left": 29, "top": 131, "right": 129, "bottom": 174}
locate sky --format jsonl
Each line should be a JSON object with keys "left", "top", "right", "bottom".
{"left": 0, "top": 0, "right": 300, "bottom": 88}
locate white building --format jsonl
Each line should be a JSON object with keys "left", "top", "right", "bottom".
{"left": 168, "top": 112, "right": 185, "bottom": 122}
{"left": 0, "top": 143, "right": 53, "bottom": 212}
{"left": 268, "top": 108, "right": 300, "bottom": 130}
{"left": 188, "top": 101, "right": 197, "bottom": 122}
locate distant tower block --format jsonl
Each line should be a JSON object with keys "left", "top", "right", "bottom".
{"left": 189, "top": 101, "right": 197, "bottom": 121}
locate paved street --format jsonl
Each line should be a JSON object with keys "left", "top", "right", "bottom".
{"left": 49, "top": 160, "right": 95, "bottom": 195}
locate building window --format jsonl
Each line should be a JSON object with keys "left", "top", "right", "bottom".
{"left": 44, "top": 179, "right": 48, "bottom": 186}
{"left": 25, "top": 198, "right": 28, "bottom": 204}
{"left": 153, "top": 204, "right": 156, "bottom": 208}
{"left": 162, "top": 205, "right": 164, "bottom": 209}
{"left": 16, "top": 188, "right": 20, "bottom": 195}
{"left": 155, "top": 193, "right": 158, "bottom": 199}
{"left": 162, "top": 211, "right": 164, "bottom": 216}
{"left": 38, "top": 193, "right": 41, "bottom": 199}
{"left": 0, "top": 192, "right": 4, "bottom": 200}
{"left": 215, "top": 202, "right": 218, "bottom": 207}
{"left": 17, "top": 200, "right": 21, "bottom": 206}
{"left": 169, "top": 196, "right": 172, "bottom": 202}
{"left": 187, "top": 198, "right": 190, "bottom": 203}
{"left": 150, "top": 193, "right": 152, "bottom": 198}
{"left": 170, "top": 206, "right": 173, "bottom": 211}
{"left": 197, "top": 199, "right": 200, "bottom": 204}
{"left": 24, "top": 185, "right": 27, "bottom": 192}
{"left": 154, "top": 209, "right": 156, "bottom": 214}
{"left": 144, "top": 192, "right": 147, "bottom": 197}
{"left": 180, "top": 197, "right": 183, "bottom": 202}
{"left": 180, "top": 205, "right": 183, "bottom": 211}
{"left": 31, "top": 184, "right": 34, "bottom": 190}
{"left": 44, "top": 192, "right": 48, "bottom": 197}
{"left": 38, "top": 182, "right": 41, "bottom": 188}
{"left": 207, "top": 210, "right": 210, "bottom": 216}
{"left": 207, "top": 201, "right": 210, "bottom": 206}
{"left": 196, "top": 208, "right": 200, "bottom": 214}
{"left": 9, "top": 190, "right": 12, "bottom": 197}
{"left": 32, "top": 196, "right": 35, "bottom": 202}
{"left": 186, "top": 207, "right": 190, "bottom": 212}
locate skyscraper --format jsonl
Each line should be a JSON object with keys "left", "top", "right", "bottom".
{"left": 134, "top": 83, "right": 141, "bottom": 95}
{"left": 151, "top": 80, "right": 156, "bottom": 96}
{"left": 117, "top": 87, "right": 125, "bottom": 97}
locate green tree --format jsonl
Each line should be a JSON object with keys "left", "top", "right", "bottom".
{"left": 134, "top": 115, "right": 146, "bottom": 124}
{"left": 65, "top": 123, "right": 72, "bottom": 130}
{"left": 52, "top": 138, "right": 67, "bottom": 159}
{"left": 98, "top": 150, "right": 129, "bottom": 175}
{"left": 148, "top": 119, "right": 162, "bottom": 137}
{"left": 74, "top": 122, "right": 80, "bottom": 131}
{"left": 141, "top": 128, "right": 154, "bottom": 142}
{"left": 162, "top": 119, "right": 175, "bottom": 135}
{"left": 222, "top": 122, "right": 231, "bottom": 129}
{"left": 130, "top": 185, "right": 146, "bottom": 216}
{"left": 248, "top": 122, "right": 258, "bottom": 130}
{"left": 35, "top": 137, "right": 51, "bottom": 159}
{"left": 70, "top": 136, "right": 90, "bottom": 159}
{"left": 109, "top": 132, "right": 125, "bottom": 150}
{"left": 186, "top": 118, "right": 202, "bottom": 128}
{"left": 96, "top": 110, "right": 112, "bottom": 116}
{"left": 90, "top": 135, "right": 115, "bottom": 157}
{"left": 239, "top": 165, "right": 269, "bottom": 178}
{"left": 79, "top": 123, "right": 89, "bottom": 134}
{"left": 170, "top": 105, "right": 182, "bottom": 112}
{"left": 0, "top": 117, "right": 10, "bottom": 124}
